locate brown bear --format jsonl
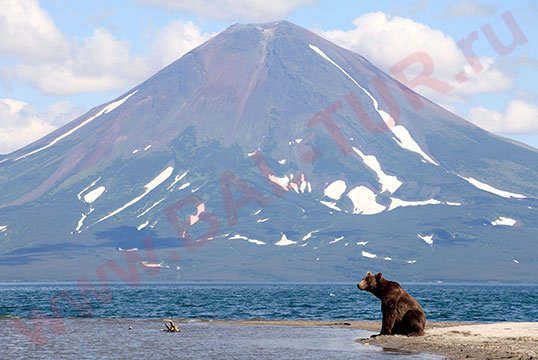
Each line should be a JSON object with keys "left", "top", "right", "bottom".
{"left": 357, "top": 271, "right": 426, "bottom": 337}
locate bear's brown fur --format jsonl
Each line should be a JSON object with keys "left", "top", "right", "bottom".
{"left": 357, "top": 271, "right": 426, "bottom": 337}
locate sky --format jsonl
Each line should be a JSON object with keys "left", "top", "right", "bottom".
{"left": 0, "top": 0, "right": 537, "bottom": 154}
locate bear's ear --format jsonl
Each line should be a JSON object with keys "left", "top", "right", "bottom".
{"left": 366, "top": 271, "right": 372, "bottom": 276}
{"left": 375, "top": 272, "right": 383, "bottom": 280}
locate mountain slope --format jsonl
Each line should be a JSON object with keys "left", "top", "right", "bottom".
{"left": 0, "top": 21, "right": 536, "bottom": 282}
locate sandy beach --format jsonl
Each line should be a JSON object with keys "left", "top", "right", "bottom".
{"left": 217, "top": 320, "right": 538, "bottom": 359}
{"left": 363, "top": 322, "right": 538, "bottom": 360}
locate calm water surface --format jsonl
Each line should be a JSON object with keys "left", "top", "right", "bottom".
{"left": 1, "top": 283, "right": 536, "bottom": 359}
{"left": 0, "top": 319, "right": 442, "bottom": 359}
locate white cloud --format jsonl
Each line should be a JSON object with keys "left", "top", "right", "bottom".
{"left": 3, "top": 27, "right": 155, "bottom": 95}
{"left": 148, "top": 20, "right": 213, "bottom": 68}
{"left": 0, "top": 98, "right": 84, "bottom": 154}
{"left": 0, "top": 0, "right": 68, "bottom": 61}
{"left": 0, "top": 1, "right": 211, "bottom": 95}
{"left": 316, "top": 12, "right": 512, "bottom": 105}
{"left": 446, "top": 1, "right": 496, "bottom": 17}
{"left": 469, "top": 100, "right": 538, "bottom": 134}
{"left": 136, "top": 0, "right": 315, "bottom": 21}
{"left": 0, "top": 2, "right": 213, "bottom": 153}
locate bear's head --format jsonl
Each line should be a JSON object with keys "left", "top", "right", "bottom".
{"left": 357, "top": 271, "right": 383, "bottom": 291}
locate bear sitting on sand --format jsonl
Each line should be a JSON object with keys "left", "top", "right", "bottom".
{"left": 357, "top": 272, "right": 426, "bottom": 337}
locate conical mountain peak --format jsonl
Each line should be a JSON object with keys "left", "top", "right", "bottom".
{"left": 0, "top": 21, "right": 536, "bottom": 282}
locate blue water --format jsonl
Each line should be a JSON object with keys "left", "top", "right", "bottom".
{"left": 1, "top": 282, "right": 537, "bottom": 321}
{"left": 2, "top": 283, "right": 536, "bottom": 359}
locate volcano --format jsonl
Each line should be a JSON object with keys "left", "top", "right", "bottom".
{"left": 0, "top": 21, "right": 537, "bottom": 282}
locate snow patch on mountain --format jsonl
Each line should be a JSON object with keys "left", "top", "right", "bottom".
{"left": 388, "top": 198, "right": 461, "bottom": 211}
{"left": 75, "top": 181, "right": 104, "bottom": 233}
{"left": 0, "top": 225, "right": 6, "bottom": 232}
{"left": 246, "top": 239, "right": 266, "bottom": 245}
{"left": 268, "top": 173, "right": 311, "bottom": 193}
{"left": 269, "top": 174, "right": 290, "bottom": 191}
{"left": 83, "top": 186, "right": 105, "bottom": 204}
{"left": 309, "top": 44, "right": 438, "bottom": 166}
{"left": 15, "top": 90, "right": 138, "bottom": 161}
{"left": 330, "top": 236, "right": 344, "bottom": 244}
{"left": 99, "top": 166, "right": 174, "bottom": 222}
{"left": 137, "top": 198, "right": 165, "bottom": 218}
{"left": 288, "top": 138, "right": 303, "bottom": 145}
{"left": 167, "top": 171, "right": 189, "bottom": 191}
{"left": 229, "top": 234, "right": 266, "bottom": 245}
{"left": 491, "top": 217, "right": 517, "bottom": 226}
{"left": 458, "top": 175, "right": 526, "bottom": 199}
{"left": 390, "top": 126, "right": 439, "bottom": 166}
{"left": 362, "top": 251, "right": 377, "bottom": 259}
{"left": 302, "top": 230, "right": 319, "bottom": 241}
{"left": 299, "top": 174, "right": 311, "bottom": 193}
{"left": 418, "top": 234, "right": 434, "bottom": 245}
{"left": 137, "top": 221, "right": 149, "bottom": 231}
{"left": 77, "top": 178, "right": 101, "bottom": 201}
{"left": 75, "top": 208, "right": 94, "bottom": 233}
{"left": 324, "top": 180, "right": 346, "bottom": 200}
{"left": 319, "top": 200, "right": 341, "bottom": 211}
{"left": 247, "top": 149, "right": 260, "bottom": 157}
{"left": 347, "top": 186, "right": 386, "bottom": 215}
{"left": 275, "top": 233, "right": 297, "bottom": 246}
{"left": 352, "top": 147, "right": 402, "bottom": 193}
{"left": 75, "top": 177, "right": 106, "bottom": 234}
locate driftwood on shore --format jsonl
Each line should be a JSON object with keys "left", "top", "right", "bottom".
{"left": 163, "top": 321, "right": 181, "bottom": 333}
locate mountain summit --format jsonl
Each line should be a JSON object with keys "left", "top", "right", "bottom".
{"left": 1, "top": 21, "right": 536, "bottom": 282}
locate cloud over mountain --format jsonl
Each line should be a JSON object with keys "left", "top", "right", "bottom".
{"left": 0, "top": 1, "right": 211, "bottom": 95}
{"left": 316, "top": 12, "right": 512, "bottom": 105}
{"left": 136, "top": 0, "right": 315, "bottom": 21}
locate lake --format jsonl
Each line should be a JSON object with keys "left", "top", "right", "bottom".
{"left": 1, "top": 282, "right": 536, "bottom": 359}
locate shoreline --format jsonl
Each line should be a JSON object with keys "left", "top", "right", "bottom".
{"left": 3, "top": 317, "right": 537, "bottom": 359}
{"left": 213, "top": 320, "right": 538, "bottom": 359}
{"left": 362, "top": 322, "right": 538, "bottom": 360}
